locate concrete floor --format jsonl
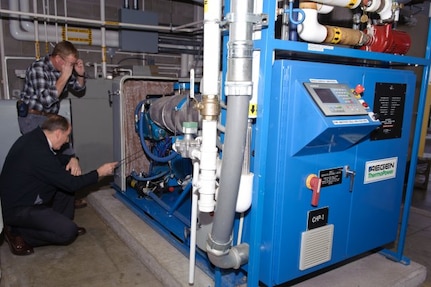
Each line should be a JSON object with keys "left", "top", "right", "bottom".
{"left": 0, "top": 180, "right": 430, "bottom": 286}
{"left": 0, "top": 191, "right": 164, "bottom": 287}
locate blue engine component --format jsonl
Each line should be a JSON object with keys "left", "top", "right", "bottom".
{"left": 134, "top": 100, "right": 167, "bottom": 141}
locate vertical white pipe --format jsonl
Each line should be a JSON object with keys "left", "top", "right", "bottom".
{"left": 101, "top": 0, "right": 107, "bottom": 78}
{"left": 237, "top": 214, "right": 244, "bottom": 245}
{"left": 32, "top": 0, "right": 40, "bottom": 58}
{"left": 54, "top": 0, "right": 58, "bottom": 42}
{"left": 0, "top": 1, "right": 8, "bottom": 99}
{"left": 201, "top": 0, "right": 221, "bottom": 95}
{"left": 197, "top": 0, "right": 222, "bottom": 214}
{"left": 64, "top": 0, "right": 68, "bottom": 40}
{"left": 189, "top": 161, "right": 200, "bottom": 285}
{"left": 198, "top": 119, "right": 218, "bottom": 212}
{"left": 42, "top": 0, "right": 49, "bottom": 53}
{"left": 190, "top": 68, "right": 195, "bottom": 99}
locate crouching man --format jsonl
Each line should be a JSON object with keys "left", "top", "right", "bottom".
{"left": 0, "top": 114, "right": 117, "bottom": 255}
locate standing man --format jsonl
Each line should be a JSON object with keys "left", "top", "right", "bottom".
{"left": 0, "top": 115, "right": 117, "bottom": 256}
{"left": 17, "top": 40, "right": 88, "bottom": 208}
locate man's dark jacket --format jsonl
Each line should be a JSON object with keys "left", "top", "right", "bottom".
{"left": 0, "top": 127, "right": 98, "bottom": 219}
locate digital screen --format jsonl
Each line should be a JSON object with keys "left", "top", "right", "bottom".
{"left": 303, "top": 82, "right": 368, "bottom": 116}
{"left": 314, "top": 88, "right": 339, "bottom": 103}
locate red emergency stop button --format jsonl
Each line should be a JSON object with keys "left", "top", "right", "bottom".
{"left": 355, "top": 84, "right": 365, "bottom": 94}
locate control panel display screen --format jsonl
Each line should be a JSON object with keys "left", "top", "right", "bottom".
{"left": 314, "top": 88, "right": 339, "bottom": 103}
{"left": 304, "top": 82, "right": 368, "bottom": 116}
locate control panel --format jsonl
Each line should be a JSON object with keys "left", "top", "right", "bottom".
{"left": 303, "top": 82, "right": 368, "bottom": 116}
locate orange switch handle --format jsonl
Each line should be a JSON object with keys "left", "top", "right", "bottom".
{"left": 306, "top": 174, "right": 322, "bottom": 207}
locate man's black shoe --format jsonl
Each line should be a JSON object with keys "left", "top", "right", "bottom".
{"left": 77, "top": 227, "right": 86, "bottom": 236}
{"left": 4, "top": 226, "right": 34, "bottom": 256}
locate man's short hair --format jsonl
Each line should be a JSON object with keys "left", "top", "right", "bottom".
{"left": 51, "top": 41, "right": 78, "bottom": 59}
{"left": 41, "top": 115, "right": 70, "bottom": 132}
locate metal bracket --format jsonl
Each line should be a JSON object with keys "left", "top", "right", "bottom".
{"left": 220, "top": 13, "right": 268, "bottom": 31}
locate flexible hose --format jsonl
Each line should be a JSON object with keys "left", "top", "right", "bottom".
{"left": 130, "top": 170, "right": 169, "bottom": 181}
{"left": 287, "top": 1, "right": 305, "bottom": 25}
{"left": 137, "top": 103, "right": 179, "bottom": 163}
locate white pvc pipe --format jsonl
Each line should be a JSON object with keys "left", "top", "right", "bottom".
{"left": 198, "top": 120, "right": 218, "bottom": 212}
{"left": 196, "top": 0, "right": 222, "bottom": 214}
{"left": 297, "top": 8, "right": 328, "bottom": 43}
{"left": 316, "top": 3, "right": 335, "bottom": 14}
{"left": 364, "top": 0, "right": 392, "bottom": 21}
{"left": 313, "top": 0, "right": 360, "bottom": 9}
{"left": 189, "top": 161, "right": 200, "bottom": 285}
{"left": 201, "top": 0, "right": 221, "bottom": 96}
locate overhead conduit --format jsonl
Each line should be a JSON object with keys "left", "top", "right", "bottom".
{"left": 6, "top": 0, "right": 201, "bottom": 49}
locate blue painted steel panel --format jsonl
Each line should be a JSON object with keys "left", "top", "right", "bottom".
{"left": 242, "top": 60, "right": 415, "bottom": 285}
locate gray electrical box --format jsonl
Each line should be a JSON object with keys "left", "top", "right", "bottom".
{"left": 119, "top": 8, "right": 158, "bottom": 53}
{"left": 70, "top": 79, "right": 114, "bottom": 173}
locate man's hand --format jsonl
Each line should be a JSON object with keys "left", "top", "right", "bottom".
{"left": 74, "top": 59, "right": 85, "bottom": 76}
{"left": 97, "top": 162, "right": 118, "bottom": 177}
{"left": 61, "top": 60, "right": 74, "bottom": 78}
{"left": 66, "top": 157, "right": 82, "bottom": 176}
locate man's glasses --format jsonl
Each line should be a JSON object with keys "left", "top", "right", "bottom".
{"left": 59, "top": 55, "right": 78, "bottom": 66}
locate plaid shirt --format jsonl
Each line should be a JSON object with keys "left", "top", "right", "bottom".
{"left": 20, "top": 55, "right": 85, "bottom": 114}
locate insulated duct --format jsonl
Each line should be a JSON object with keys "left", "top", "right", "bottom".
{"left": 206, "top": 0, "right": 252, "bottom": 269}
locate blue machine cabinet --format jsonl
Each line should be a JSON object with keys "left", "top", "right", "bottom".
{"left": 245, "top": 1, "right": 431, "bottom": 286}
{"left": 244, "top": 60, "right": 416, "bottom": 285}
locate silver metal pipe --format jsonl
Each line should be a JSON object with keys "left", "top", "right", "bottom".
{"left": 206, "top": 0, "right": 253, "bottom": 269}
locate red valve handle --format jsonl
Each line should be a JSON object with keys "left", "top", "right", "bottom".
{"left": 306, "top": 174, "right": 322, "bottom": 207}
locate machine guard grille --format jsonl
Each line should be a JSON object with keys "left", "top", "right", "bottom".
{"left": 299, "top": 224, "right": 334, "bottom": 270}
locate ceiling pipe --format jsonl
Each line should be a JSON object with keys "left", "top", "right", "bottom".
{"left": 4, "top": 2, "right": 199, "bottom": 32}
{"left": 8, "top": 0, "right": 119, "bottom": 46}
{"left": 6, "top": 0, "right": 203, "bottom": 55}
{"left": 4, "top": 0, "right": 201, "bottom": 48}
